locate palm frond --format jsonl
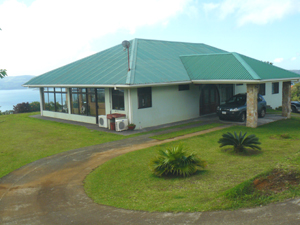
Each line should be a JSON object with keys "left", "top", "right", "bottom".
{"left": 150, "top": 144, "right": 207, "bottom": 177}
{"left": 218, "top": 131, "right": 261, "bottom": 153}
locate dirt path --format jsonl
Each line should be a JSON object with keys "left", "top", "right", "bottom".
{"left": 1, "top": 124, "right": 300, "bottom": 225}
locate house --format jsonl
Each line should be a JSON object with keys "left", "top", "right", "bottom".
{"left": 24, "top": 39, "right": 300, "bottom": 129}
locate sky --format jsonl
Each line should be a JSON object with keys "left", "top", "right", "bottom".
{"left": 0, "top": 0, "right": 300, "bottom": 77}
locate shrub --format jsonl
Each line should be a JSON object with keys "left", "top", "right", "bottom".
{"left": 13, "top": 102, "right": 31, "bottom": 114}
{"left": 29, "top": 101, "right": 40, "bottom": 112}
{"left": 218, "top": 131, "right": 261, "bottom": 153}
{"left": 149, "top": 144, "right": 207, "bottom": 177}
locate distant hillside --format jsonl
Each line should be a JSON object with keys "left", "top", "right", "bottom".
{"left": 291, "top": 70, "right": 300, "bottom": 75}
{"left": 0, "top": 75, "right": 35, "bottom": 90}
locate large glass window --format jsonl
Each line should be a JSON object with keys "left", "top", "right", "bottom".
{"left": 87, "top": 89, "right": 96, "bottom": 116}
{"left": 138, "top": 87, "right": 152, "bottom": 109}
{"left": 43, "top": 88, "right": 68, "bottom": 113}
{"left": 71, "top": 88, "right": 105, "bottom": 116}
{"left": 112, "top": 89, "right": 125, "bottom": 110}
{"left": 71, "top": 88, "right": 87, "bottom": 115}
{"left": 97, "top": 88, "right": 106, "bottom": 115}
{"left": 272, "top": 82, "right": 279, "bottom": 94}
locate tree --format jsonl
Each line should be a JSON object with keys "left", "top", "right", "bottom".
{"left": 291, "top": 82, "right": 300, "bottom": 101}
{"left": 0, "top": 28, "right": 7, "bottom": 79}
{"left": 0, "top": 69, "right": 7, "bottom": 79}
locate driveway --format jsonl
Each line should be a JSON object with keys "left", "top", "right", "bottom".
{"left": 1, "top": 114, "right": 299, "bottom": 225}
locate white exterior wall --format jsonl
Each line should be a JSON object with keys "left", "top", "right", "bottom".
{"left": 42, "top": 110, "right": 96, "bottom": 124}
{"left": 234, "top": 82, "right": 283, "bottom": 109}
{"left": 263, "top": 82, "right": 282, "bottom": 109}
{"left": 130, "top": 84, "right": 200, "bottom": 129}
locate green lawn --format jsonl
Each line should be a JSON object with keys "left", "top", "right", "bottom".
{"left": 150, "top": 123, "right": 223, "bottom": 140}
{"left": 84, "top": 117, "right": 300, "bottom": 212}
{"left": 0, "top": 112, "right": 126, "bottom": 178}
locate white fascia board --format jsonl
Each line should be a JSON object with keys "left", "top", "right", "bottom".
{"left": 191, "top": 77, "right": 300, "bottom": 84}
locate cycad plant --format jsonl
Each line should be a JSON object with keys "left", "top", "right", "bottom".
{"left": 150, "top": 144, "right": 207, "bottom": 177}
{"left": 218, "top": 131, "right": 261, "bottom": 153}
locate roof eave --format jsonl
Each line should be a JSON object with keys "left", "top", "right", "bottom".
{"left": 22, "top": 81, "right": 193, "bottom": 89}
{"left": 191, "top": 77, "right": 300, "bottom": 84}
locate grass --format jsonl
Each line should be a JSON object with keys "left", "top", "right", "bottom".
{"left": 84, "top": 117, "right": 300, "bottom": 212}
{"left": 0, "top": 112, "right": 126, "bottom": 178}
{"left": 127, "top": 120, "right": 203, "bottom": 137}
{"left": 150, "top": 123, "right": 223, "bottom": 140}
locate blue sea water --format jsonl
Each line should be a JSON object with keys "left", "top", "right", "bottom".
{"left": 0, "top": 89, "right": 40, "bottom": 111}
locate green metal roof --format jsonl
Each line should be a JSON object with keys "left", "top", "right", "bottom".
{"left": 24, "top": 39, "right": 226, "bottom": 87}
{"left": 180, "top": 52, "right": 300, "bottom": 82}
{"left": 24, "top": 39, "right": 300, "bottom": 87}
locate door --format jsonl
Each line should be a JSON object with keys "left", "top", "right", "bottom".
{"left": 200, "top": 84, "right": 219, "bottom": 115}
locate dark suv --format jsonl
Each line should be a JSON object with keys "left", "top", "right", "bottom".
{"left": 216, "top": 93, "right": 267, "bottom": 122}
{"left": 291, "top": 101, "right": 300, "bottom": 113}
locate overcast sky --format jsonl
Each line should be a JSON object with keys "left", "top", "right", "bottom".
{"left": 1, "top": 0, "right": 300, "bottom": 76}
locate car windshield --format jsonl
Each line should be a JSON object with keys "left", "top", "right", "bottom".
{"left": 226, "top": 95, "right": 246, "bottom": 106}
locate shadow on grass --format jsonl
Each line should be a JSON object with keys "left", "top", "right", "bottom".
{"left": 149, "top": 170, "right": 209, "bottom": 180}
{"left": 222, "top": 148, "right": 263, "bottom": 156}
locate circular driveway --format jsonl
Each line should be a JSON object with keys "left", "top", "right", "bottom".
{"left": 1, "top": 122, "right": 300, "bottom": 225}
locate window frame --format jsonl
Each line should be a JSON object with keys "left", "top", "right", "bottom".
{"left": 272, "top": 82, "right": 279, "bottom": 94}
{"left": 138, "top": 87, "right": 152, "bottom": 109}
{"left": 43, "top": 87, "right": 68, "bottom": 113}
{"left": 259, "top": 83, "right": 266, "bottom": 96}
{"left": 112, "top": 89, "right": 125, "bottom": 110}
{"left": 178, "top": 84, "right": 190, "bottom": 91}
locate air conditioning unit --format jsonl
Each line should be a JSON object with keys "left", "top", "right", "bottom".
{"left": 115, "top": 118, "right": 128, "bottom": 131}
{"left": 98, "top": 115, "right": 108, "bottom": 128}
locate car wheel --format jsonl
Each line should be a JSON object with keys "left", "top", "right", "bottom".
{"left": 292, "top": 106, "right": 297, "bottom": 113}
{"left": 259, "top": 108, "right": 266, "bottom": 118}
{"left": 239, "top": 112, "right": 246, "bottom": 122}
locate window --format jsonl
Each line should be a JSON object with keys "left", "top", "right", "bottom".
{"left": 259, "top": 83, "right": 266, "bottom": 95}
{"left": 138, "top": 87, "right": 152, "bottom": 109}
{"left": 112, "top": 89, "right": 125, "bottom": 110}
{"left": 43, "top": 87, "right": 68, "bottom": 113}
{"left": 178, "top": 84, "right": 190, "bottom": 91}
{"left": 71, "top": 88, "right": 87, "bottom": 115}
{"left": 70, "top": 88, "right": 105, "bottom": 116}
{"left": 272, "top": 82, "right": 279, "bottom": 94}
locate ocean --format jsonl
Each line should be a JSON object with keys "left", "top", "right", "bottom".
{"left": 0, "top": 89, "right": 40, "bottom": 111}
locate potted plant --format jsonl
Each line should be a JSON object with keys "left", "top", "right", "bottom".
{"left": 128, "top": 123, "right": 136, "bottom": 130}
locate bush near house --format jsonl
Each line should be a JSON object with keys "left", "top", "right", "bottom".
{"left": 13, "top": 101, "right": 40, "bottom": 114}
{"left": 29, "top": 101, "right": 40, "bottom": 112}
{"left": 291, "top": 82, "right": 300, "bottom": 101}
{"left": 13, "top": 102, "right": 31, "bottom": 113}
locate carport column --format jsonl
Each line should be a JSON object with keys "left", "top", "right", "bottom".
{"left": 282, "top": 81, "right": 291, "bottom": 118}
{"left": 246, "top": 84, "right": 258, "bottom": 128}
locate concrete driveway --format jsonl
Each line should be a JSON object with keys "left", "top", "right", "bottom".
{"left": 1, "top": 114, "right": 299, "bottom": 225}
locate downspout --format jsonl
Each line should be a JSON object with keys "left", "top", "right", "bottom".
{"left": 125, "top": 39, "right": 137, "bottom": 124}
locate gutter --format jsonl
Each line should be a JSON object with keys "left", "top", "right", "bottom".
{"left": 22, "top": 81, "right": 193, "bottom": 89}
{"left": 22, "top": 77, "right": 300, "bottom": 89}
{"left": 191, "top": 78, "right": 300, "bottom": 84}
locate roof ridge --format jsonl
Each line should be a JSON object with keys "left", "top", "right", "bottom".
{"left": 232, "top": 52, "right": 261, "bottom": 80}
{"left": 125, "top": 39, "right": 138, "bottom": 84}
{"left": 131, "top": 38, "right": 206, "bottom": 45}
{"left": 180, "top": 52, "right": 230, "bottom": 57}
